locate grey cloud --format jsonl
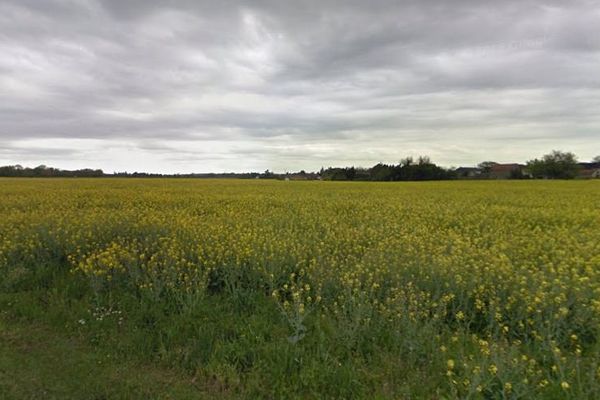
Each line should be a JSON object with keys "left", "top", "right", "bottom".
{"left": 0, "top": 141, "right": 79, "bottom": 160}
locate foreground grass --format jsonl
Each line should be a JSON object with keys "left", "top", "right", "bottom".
{"left": 0, "top": 271, "right": 443, "bottom": 399}
{"left": 0, "top": 317, "right": 207, "bottom": 400}
{"left": 3, "top": 266, "right": 591, "bottom": 399}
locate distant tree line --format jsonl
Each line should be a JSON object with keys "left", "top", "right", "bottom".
{"left": 1, "top": 151, "right": 597, "bottom": 180}
{"left": 320, "top": 156, "right": 455, "bottom": 181}
{"left": 0, "top": 165, "right": 265, "bottom": 179}
{"left": 112, "top": 171, "right": 263, "bottom": 179}
{"left": 0, "top": 164, "right": 104, "bottom": 177}
{"left": 317, "top": 151, "right": 598, "bottom": 181}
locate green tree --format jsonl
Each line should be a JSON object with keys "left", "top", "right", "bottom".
{"left": 370, "top": 163, "right": 393, "bottom": 181}
{"left": 477, "top": 161, "right": 498, "bottom": 174}
{"left": 526, "top": 150, "right": 579, "bottom": 179}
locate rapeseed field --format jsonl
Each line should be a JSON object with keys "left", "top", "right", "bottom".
{"left": 1, "top": 178, "right": 599, "bottom": 399}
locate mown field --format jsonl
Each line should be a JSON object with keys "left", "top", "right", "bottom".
{"left": 1, "top": 178, "right": 599, "bottom": 399}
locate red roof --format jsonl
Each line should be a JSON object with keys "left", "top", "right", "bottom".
{"left": 490, "top": 164, "right": 522, "bottom": 172}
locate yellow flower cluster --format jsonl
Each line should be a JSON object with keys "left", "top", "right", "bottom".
{"left": 1, "top": 178, "right": 599, "bottom": 395}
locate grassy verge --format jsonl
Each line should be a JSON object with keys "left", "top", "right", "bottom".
{"left": 2, "top": 262, "right": 598, "bottom": 399}
{"left": 0, "top": 267, "right": 447, "bottom": 399}
{"left": 0, "top": 316, "right": 219, "bottom": 400}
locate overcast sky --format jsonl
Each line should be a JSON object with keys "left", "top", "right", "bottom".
{"left": 1, "top": 0, "right": 599, "bottom": 173}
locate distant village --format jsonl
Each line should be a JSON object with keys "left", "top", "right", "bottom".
{"left": 285, "top": 159, "right": 600, "bottom": 181}
{"left": 454, "top": 161, "right": 600, "bottom": 180}
{"left": 1, "top": 151, "right": 599, "bottom": 181}
{"left": 274, "top": 151, "right": 600, "bottom": 181}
